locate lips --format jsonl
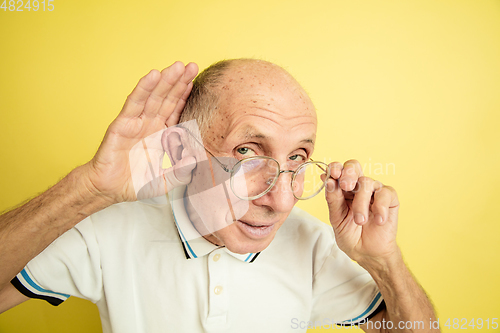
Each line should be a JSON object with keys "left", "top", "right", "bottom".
{"left": 240, "top": 220, "right": 274, "bottom": 227}
{"left": 237, "top": 220, "right": 275, "bottom": 238}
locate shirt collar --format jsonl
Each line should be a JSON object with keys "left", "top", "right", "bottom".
{"left": 168, "top": 186, "right": 260, "bottom": 263}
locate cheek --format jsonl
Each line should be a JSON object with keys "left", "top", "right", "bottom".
{"left": 231, "top": 199, "right": 249, "bottom": 221}
{"left": 189, "top": 186, "right": 241, "bottom": 234}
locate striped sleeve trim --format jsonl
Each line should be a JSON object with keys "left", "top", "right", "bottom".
{"left": 10, "top": 268, "right": 70, "bottom": 306}
{"left": 339, "top": 291, "right": 384, "bottom": 326}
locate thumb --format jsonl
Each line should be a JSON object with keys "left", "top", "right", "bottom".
{"left": 135, "top": 156, "right": 196, "bottom": 201}
{"left": 163, "top": 155, "right": 197, "bottom": 190}
{"left": 324, "top": 177, "right": 350, "bottom": 230}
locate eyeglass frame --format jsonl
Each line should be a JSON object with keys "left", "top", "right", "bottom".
{"left": 180, "top": 126, "right": 331, "bottom": 201}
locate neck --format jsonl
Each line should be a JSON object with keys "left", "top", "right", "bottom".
{"left": 182, "top": 188, "right": 224, "bottom": 246}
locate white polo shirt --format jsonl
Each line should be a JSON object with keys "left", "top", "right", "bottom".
{"left": 12, "top": 187, "right": 383, "bottom": 332}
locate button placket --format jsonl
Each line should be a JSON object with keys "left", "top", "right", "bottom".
{"left": 207, "top": 250, "right": 228, "bottom": 326}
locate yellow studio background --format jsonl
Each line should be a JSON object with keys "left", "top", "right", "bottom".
{"left": 0, "top": 0, "right": 499, "bottom": 332}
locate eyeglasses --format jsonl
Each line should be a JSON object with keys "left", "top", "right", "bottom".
{"left": 183, "top": 128, "right": 331, "bottom": 200}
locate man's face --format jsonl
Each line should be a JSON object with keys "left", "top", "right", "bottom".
{"left": 185, "top": 62, "right": 317, "bottom": 254}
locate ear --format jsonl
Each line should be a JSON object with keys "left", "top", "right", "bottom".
{"left": 161, "top": 127, "right": 192, "bottom": 166}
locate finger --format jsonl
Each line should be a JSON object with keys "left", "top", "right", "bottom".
{"left": 158, "top": 62, "right": 198, "bottom": 122}
{"left": 328, "top": 162, "right": 343, "bottom": 180}
{"left": 185, "top": 62, "right": 199, "bottom": 81}
{"left": 166, "top": 62, "right": 198, "bottom": 126}
{"left": 143, "top": 61, "right": 186, "bottom": 118}
{"left": 351, "top": 177, "right": 382, "bottom": 225}
{"left": 120, "top": 69, "right": 161, "bottom": 118}
{"left": 372, "top": 185, "right": 399, "bottom": 225}
{"left": 325, "top": 177, "right": 349, "bottom": 229}
{"left": 339, "top": 159, "right": 363, "bottom": 191}
{"left": 166, "top": 81, "right": 193, "bottom": 127}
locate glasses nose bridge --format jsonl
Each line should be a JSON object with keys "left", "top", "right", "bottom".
{"left": 266, "top": 169, "right": 294, "bottom": 186}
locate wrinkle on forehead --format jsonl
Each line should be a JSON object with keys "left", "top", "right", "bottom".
{"left": 224, "top": 114, "right": 317, "bottom": 145}
{"left": 238, "top": 124, "right": 315, "bottom": 145}
{"left": 224, "top": 105, "right": 316, "bottom": 123}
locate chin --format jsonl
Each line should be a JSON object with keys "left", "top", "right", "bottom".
{"left": 218, "top": 223, "right": 277, "bottom": 254}
{"left": 224, "top": 241, "right": 271, "bottom": 255}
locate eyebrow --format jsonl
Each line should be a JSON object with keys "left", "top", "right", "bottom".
{"left": 241, "top": 125, "right": 315, "bottom": 145}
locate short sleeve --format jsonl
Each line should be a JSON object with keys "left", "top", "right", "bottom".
{"left": 11, "top": 216, "right": 104, "bottom": 306}
{"left": 311, "top": 232, "right": 384, "bottom": 325}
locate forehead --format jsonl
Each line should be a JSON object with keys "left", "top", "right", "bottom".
{"left": 211, "top": 62, "right": 317, "bottom": 143}
{"left": 238, "top": 123, "right": 315, "bottom": 146}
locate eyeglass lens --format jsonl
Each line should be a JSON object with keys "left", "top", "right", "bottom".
{"left": 231, "top": 158, "right": 279, "bottom": 199}
{"left": 292, "top": 162, "right": 329, "bottom": 199}
{"left": 231, "top": 158, "right": 329, "bottom": 200}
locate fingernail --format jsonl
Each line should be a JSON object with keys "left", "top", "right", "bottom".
{"left": 354, "top": 213, "right": 365, "bottom": 224}
{"left": 375, "top": 214, "right": 384, "bottom": 224}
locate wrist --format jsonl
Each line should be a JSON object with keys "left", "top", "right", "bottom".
{"left": 69, "top": 164, "right": 115, "bottom": 211}
{"left": 357, "top": 246, "right": 405, "bottom": 279}
{"left": 358, "top": 246, "right": 440, "bottom": 329}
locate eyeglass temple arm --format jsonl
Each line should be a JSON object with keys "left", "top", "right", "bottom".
{"left": 314, "top": 160, "right": 327, "bottom": 173}
{"left": 180, "top": 126, "right": 231, "bottom": 173}
{"left": 310, "top": 158, "right": 331, "bottom": 178}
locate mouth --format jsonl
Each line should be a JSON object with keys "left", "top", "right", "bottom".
{"left": 236, "top": 220, "right": 275, "bottom": 239}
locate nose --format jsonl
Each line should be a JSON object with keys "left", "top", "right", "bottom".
{"left": 252, "top": 169, "right": 297, "bottom": 213}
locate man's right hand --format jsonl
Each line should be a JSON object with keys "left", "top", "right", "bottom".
{"left": 82, "top": 61, "right": 199, "bottom": 204}
{"left": 0, "top": 62, "right": 198, "bottom": 305}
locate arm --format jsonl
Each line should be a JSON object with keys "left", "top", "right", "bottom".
{"left": 0, "top": 61, "right": 199, "bottom": 304}
{"left": 325, "top": 160, "right": 439, "bottom": 333}
{"left": 0, "top": 279, "right": 30, "bottom": 313}
{"left": 360, "top": 249, "right": 439, "bottom": 332}
{"left": 360, "top": 250, "right": 438, "bottom": 333}
{"left": 0, "top": 165, "right": 110, "bottom": 294}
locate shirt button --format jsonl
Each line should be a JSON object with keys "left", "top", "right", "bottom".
{"left": 214, "top": 286, "right": 223, "bottom": 295}
{"left": 213, "top": 254, "right": 221, "bottom": 262}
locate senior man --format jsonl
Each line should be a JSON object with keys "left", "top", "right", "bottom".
{"left": 0, "top": 59, "right": 438, "bottom": 332}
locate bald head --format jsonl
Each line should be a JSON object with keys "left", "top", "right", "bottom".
{"left": 179, "top": 59, "right": 315, "bottom": 137}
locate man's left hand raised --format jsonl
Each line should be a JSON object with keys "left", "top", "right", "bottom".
{"left": 325, "top": 160, "right": 440, "bottom": 333}
{"left": 324, "top": 159, "right": 400, "bottom": 266}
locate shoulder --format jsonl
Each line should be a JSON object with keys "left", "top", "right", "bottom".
{"left": 267, "top": 207, "right": 338, "bottom": 270}
{"left": 89, "top": 196, "right": 172, "bottom": 223}
{"left": 75, "top": 195, "right": 178, "bottom": 244}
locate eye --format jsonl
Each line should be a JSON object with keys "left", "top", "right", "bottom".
{"left": 237, "top": 147, "right": 250, "bottom": 155}
{"left": 289, "top": 154, "right": 306, "bottom": 162}
{"left": 236, "top": 147, "right": 257, "bottom": 157}
{"left": 287, "top": 153, "right": 308, "bottom": 170}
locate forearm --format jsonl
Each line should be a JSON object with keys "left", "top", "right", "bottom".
{"left": 360, "top": 248, "right": 439, "bottom": 333}
{"left": 0, "top": 164, "right": 112, "bottom": 290}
